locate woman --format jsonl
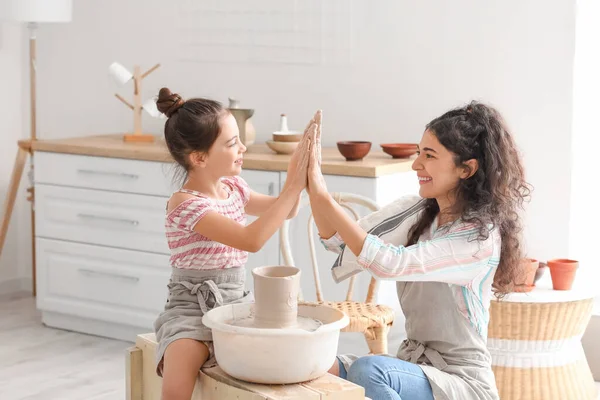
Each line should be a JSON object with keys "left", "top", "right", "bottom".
{"left": 307, "top": 102, "right": 531, "bottom": 400}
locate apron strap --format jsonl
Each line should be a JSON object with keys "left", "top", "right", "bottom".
{"left": 406, "top": 340, "right": 449, "bottom": 371}
{"left": 177, "top": 280, "right": 225, "bottom": 313}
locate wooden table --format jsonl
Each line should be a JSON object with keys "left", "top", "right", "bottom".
{"left": 30, "top": 134, "right": 415, "bottom": 178}
{"left": 126, "top": 333, "right": 368, "bottom": 400}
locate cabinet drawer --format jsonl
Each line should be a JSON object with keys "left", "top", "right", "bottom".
{"left": 35, "top": 184, "right": 170, "bottom": 254}
{"left": 36, "top": 238, "right": 171, "bottom": 329}
{"left": 34, "top": 152, "right": 175, "bottom": 197}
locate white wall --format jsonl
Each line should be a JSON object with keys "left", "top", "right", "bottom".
{"left": 570, "top": 0, "right": 600, "bottom": 292}
{"left": 0, "top": 23, "right": 31, "bottom": 294}
{"left": 2, "top": 0, "right": 578, "bottom": 289}
{"left": 572, "top": 1, "right": 600, "bottom": 375}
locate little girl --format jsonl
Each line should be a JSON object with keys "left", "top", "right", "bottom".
{"left": 153, "top": 87, "right": 318, "bottom": 400}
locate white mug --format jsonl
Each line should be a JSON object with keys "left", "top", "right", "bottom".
{"left": 108, "top": 62, "right": 132, "bottom": 86}
{"left": 142, "top": 97, "right": 163, "bottom": 118}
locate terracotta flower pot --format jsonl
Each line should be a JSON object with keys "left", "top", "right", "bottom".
{"left": 514, "top": 258, "right": 540, "bottom": 292}
{"left": 547, "top": 259, "right": 579, "bottom": 290}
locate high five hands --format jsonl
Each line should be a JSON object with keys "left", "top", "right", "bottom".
{"left": 285, "top": 110, "right": 328, "bottom": 197}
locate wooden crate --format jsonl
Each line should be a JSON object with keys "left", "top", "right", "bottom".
{"left": 126, "top": 333, "right": 367, "bottom": 400}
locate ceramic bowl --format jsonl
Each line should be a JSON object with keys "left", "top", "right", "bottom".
{"left": 272, "top": 131, "right": 303, "bottom": 142}
{"left": 380, "top": 143, "right": 418, "bottom": 158}
{"left": 534, "top": 263, "right": 548, "bottom": 283}
{"left": 266, "top": 140, "right": 299, "bottom": 155}
{"left": 203, "top": 303, "right": 349, "bottom": 384}
{"left": 336, "top": 141, "right": 372, "bottom": 161}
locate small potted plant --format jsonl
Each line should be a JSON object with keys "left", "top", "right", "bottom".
{"left": 514, "top": 258, "right": 540, "bottom": 292}
{"left": 547, "top": 259, "right": 579, "bottom": 290}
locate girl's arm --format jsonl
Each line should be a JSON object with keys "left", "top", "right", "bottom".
{"left": 194, "top": 186, "right": 303, "bottom": 252}
{"left": 244, "top": 190, "right": 302, "bottom": 219}
{"left": 191, "top": 125, "right": 316, "bottom": 253}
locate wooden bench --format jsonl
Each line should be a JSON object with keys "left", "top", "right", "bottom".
{"left": 126, "top": 333, "right": 368, "bottom": 400}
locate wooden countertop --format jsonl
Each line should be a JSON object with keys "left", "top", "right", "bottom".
{"left": 30, "top": 134, "right": 415, "bottom": 178}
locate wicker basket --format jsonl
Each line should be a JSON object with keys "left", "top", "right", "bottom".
{"left": 488, "top": 298, "right": 597, "bottom": 400}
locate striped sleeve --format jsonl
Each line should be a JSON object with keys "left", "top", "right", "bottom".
{"left": 357, "top": 223, "right": 496, "bottom": 285}
{"left": 167, "top": 198, "right": 213, "bottom": 232}
{"left": 224, "top": 176, "right": 250, "bottom": 206}
{"left": 320, "top": 232, "right": 345, "bottom": 254}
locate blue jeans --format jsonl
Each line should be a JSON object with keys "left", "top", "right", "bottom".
{"left": 339, "top": 355, "right": 434, "bottom": 400}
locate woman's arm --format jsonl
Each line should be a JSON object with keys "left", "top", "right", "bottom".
{"left": 308, "top": 134, "right": 495, "bottom": 285}
{"left": 306, "top": 112, "right": 338, "bottom": 240}
{"left": 307, "top": 130, "right": 368, "bottom": 255}
{"left": 310, "top": 193, "right": 368, "bottom": 255}
{"left": 312, "top": 192, "right": 495, "bottom": 285}
{"left": 352, "top": 226, "right": 496, "bottom": 284}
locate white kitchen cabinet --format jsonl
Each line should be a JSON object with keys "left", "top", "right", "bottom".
{"left": 35, "top": 184, "right": 170, "bottom": 255}
{"left": 33, "top": 146, "right": 418, "bottom": 349}
{"left": 36, "top": 238, "right": 170, "bottom": 341}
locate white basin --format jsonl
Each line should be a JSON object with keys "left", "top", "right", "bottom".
{"left": 202, "top": 302, "right": 349, "bottom": 384}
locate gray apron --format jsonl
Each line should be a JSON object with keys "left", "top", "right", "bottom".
{"left": 396, "top": 280, "right": 499, "bottom": 400}
{"left": 328, "top": 194, "right": 500, "bottom": 399}
{"left": 153, "top": 267, "right": 253, "bottom": 374}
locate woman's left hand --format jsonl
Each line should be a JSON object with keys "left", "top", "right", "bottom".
{"left": 307, "top": 119, "right": 328, "bottom": 198}
{"left": 285, "top": 110, "right": 321, "bottom": 184}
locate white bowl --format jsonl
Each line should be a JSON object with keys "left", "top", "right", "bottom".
{"left": 272, "top": 130, "right": 303, "bottom": 142}
{"left": 202, "top": 303, "right": 349, "bottom": 384}
{"left": 266, "top": 140, "right": 299, "bottom": 155}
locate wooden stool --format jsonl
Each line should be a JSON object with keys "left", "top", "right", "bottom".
{"left": 488, "top": 278, "right": 599, "bottom": 400}
{"left": 126, "top": 333, "right": 368, "bottom": 400}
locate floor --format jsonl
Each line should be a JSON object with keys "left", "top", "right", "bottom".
{"left": 1, "top": 292, "right": 599, "bottom": 400}
{"left": 0, "top": 293, "right": 130, "bottom": 400}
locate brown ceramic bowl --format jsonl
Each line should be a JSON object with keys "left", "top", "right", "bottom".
{"left": 380, "top": 143, "right": 418, "bottom": 159}
{"left": 336, "top": 141, "right": 372, "bottom": 161}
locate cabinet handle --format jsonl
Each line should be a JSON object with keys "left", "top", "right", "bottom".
{"left": 78, "top": 268, "right": 140, "bottom": 283}
{"left": 77, "top": 169, "right": 139, "bottom": 180}
{"left": 77, "top": 213, "right": 139, "bottom": 226}
{"left": 268, "top": 182, "right": 275, "bottom": 196}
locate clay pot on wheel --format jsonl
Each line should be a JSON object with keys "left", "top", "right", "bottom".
{"left": 202, "top": 265, "right": 349, "bottom": 384}
{"left": 252, "top": 266, "right": 301, "bottom": 328}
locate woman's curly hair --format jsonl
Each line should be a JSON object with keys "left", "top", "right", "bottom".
{"left": 407, "top": 101, "right": 532, "bottom": 297}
